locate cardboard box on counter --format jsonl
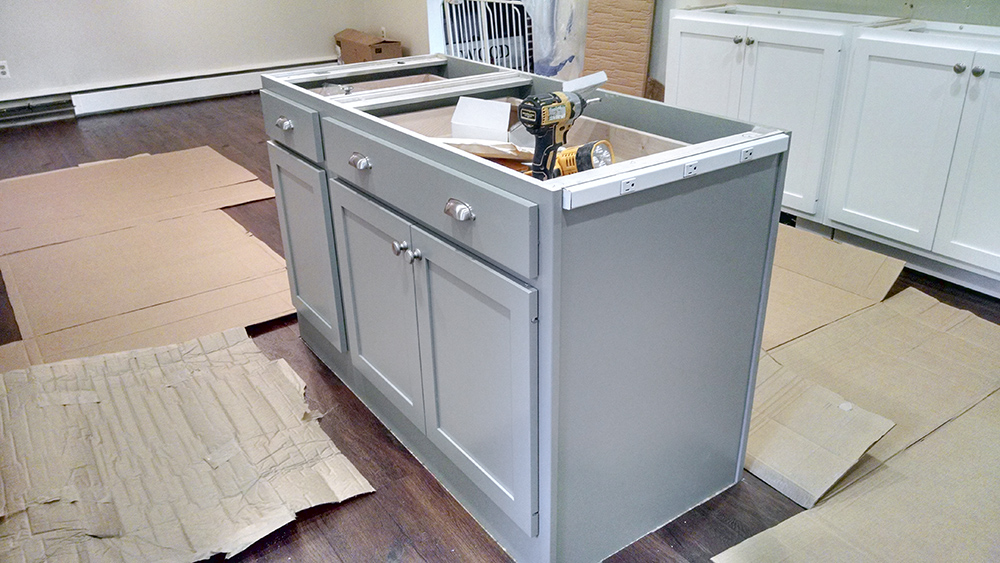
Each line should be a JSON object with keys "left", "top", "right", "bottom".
{"left": 335, "top": 28, "right": 402, "bottom": 63}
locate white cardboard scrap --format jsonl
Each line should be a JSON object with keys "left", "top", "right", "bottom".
{"left": 0, "top": 328, "right": 372, "bottom": 561}
{"left": 716, "top": 390, "right": 1000, "bottom": 563}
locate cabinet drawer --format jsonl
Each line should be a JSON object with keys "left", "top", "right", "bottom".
{"left": 261, "top": 90, "right": 324, "bottom": 163}
{"left": 322, "top": 117, "right": 538, "bottom": 279}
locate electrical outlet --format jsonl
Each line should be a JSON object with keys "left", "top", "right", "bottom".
{"left": 620, "top": 178, "right": 637, "bottom": 194}
{"left": 683, "top": 161, "right": 699, "bottom": 177}
{"left": 0, "top": 61, "right": 9, "bottom": 79}
{"left": 741, "top": 147, "right": 754, "bottom": 162}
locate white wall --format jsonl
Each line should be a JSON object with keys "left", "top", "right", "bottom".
{"left": 649, "top": 0, "right": 1000, "bottom": 91}
{"left": 362, "top": 1, "right": 432, "bottom": 57}
{"left": 0, "top": 0, "right": 370, "bottom": 101}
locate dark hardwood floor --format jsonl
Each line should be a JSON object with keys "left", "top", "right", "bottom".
{"left": 2, "top": 94, "right": 997, "bottom": 562}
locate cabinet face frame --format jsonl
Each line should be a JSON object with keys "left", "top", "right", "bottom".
{"left": 411, "top": 226, "right": 539, "bottom": 537}
{"left": 268, "top": 142, "right": 347, "bottom": 353}
{"left": 826, "top": 36, "right": 974, "bottom": 249}
{"left": 933, "top": 50, "right": 1000, "bottom": 271}
{"left": 330, "top": 181, "right": 427, "bottom": 430}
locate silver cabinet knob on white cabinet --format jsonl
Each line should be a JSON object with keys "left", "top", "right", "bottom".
{"left": 972, "top": 66, "right": 986, "bottom": 77}
{"left": 404, "top": 248, "right": 422, "bottom": 264}
{"left": 954, "top": 63, "right": 967, "bottom": 74}
{"left": 733, "top": 35, "right": 744, "bottom": 44}
{"left": 444, "top": 198, "right": 475, "bottom": 221}
{"left": 392, "top": 240, "right": 409, "bottom": 256}
{"left": 275, "top": 116, "right": 294, "bottom": 131}
{"left": 746, "top": 37, "right": 756, "bottom": 45}
{"left": 349, "top": 152, "right": 372, "bottom": 170}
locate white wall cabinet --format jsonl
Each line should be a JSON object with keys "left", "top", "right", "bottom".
{"left": 665, "top": 6, "right": 896, "bottom": 215}
{"left": 827, "top": 22, "right": 1000, "bottom": 274}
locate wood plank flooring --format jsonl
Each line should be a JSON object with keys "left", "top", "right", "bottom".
{"left": 2, "top": 94, "right": 998, "bottom": 562}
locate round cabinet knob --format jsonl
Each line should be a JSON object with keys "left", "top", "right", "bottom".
{"left": 391, "top": 240, "right": 409, "bottom": 256}
{"left": 954, "top": 63, "right": 967, "bottom": 74}
{"left": 972, "top": 66, "right": 986, "bottom": 77}
{"left": 733, "top": 35, "right": 744, "bottom": 44}
{"left": 275, "top": 116, "right": 294, "bottom": 131}
{"left": 348, "top": 152, "right": 372, "bottom": 170}
{"left": 443, "top": 198, "right": 475, "bottom": 221}
{"left": 745, "top": 37, "right": 756, "bottom": 45}
{"left": 405, "top": 248, "right": 422, "bottom": 264}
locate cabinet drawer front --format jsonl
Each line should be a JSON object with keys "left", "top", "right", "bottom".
{"left": 262, "top": 90, "right": 324, "bottom": 163}
{"left": 322, "top": 117, "right": 538, "bottom": 279}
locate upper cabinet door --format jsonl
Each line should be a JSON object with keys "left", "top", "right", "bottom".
{"left": 268, "top": 142, "right": 347, "bottom": 353}
{"left": 933, "top": 50, "right": 1000, "bottom": 271}
{"left": 738, "top": 26, "right": 843, "bottom": 215}
{"left": 411, "top": 226, "right": 539, "bottom": 537}
{"left": 665, "top": 18, "right": 747, "bottom": 118}
{"left": 330, "top": 181, "right": 426, "bottom": 431}
{"left": 827, "top": 37, "right": 974, "bottom": 249}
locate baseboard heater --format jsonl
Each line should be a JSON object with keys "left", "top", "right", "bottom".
{"left": 0, "top": 95, "right": 75, "bottom": 128}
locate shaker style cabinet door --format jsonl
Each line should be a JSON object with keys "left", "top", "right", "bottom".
{"left": 330, "top": 181, "right": 426, "bottom": 430}
{"left": 933, "top": 50, "right": 1000, "bottom": 272}
{"left": 826, "top": 38, "right": 974, "bottom": 249}
{"left": 268, "top": 142, "right": 347, "bottom": 352}
{"left": 410, "top": 226, "right": 539, "bottom": 537}
{"left": 737, "top": 26, "right": 842, "bottom": 214}
{"left": 665, "top": 18, "right": 747, "bottom": 117}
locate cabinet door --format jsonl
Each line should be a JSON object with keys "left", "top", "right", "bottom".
{"left": 933, "top": 51, "right": 1000, "bottom": 273}
{"left": 330, "top": 181, "right": 426, "bottom": 430}
{"left": 411, "top": 227, "right": 539, "bottom": 536}
{"left": 664, "top": 18, "right": 747, "bottom": 118}
{"left": 738, "top": 26, "right": 843, "bottom": 215}
{"left": 827, "top": 38, "right": 974, "bottom": 249}
{"left": 268, "top": 142, "right": 347, "bottom": 352}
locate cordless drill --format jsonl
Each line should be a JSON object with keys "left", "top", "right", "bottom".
{"left": 517, "top": 91, "right": 588, "bottom": 180}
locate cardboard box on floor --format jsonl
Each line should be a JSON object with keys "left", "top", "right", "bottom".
{"left": 335, "top": 28, "right": 402, "bottom": 63}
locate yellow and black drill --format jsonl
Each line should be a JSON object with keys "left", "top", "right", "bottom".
{"left": 517, "top": 91, "right": 589, "bottom": 181}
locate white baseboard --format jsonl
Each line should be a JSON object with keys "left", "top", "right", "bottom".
{"left": 71, "top": 60, "right": 337, "bottom": 116}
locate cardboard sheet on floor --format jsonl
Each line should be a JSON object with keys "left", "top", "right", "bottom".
{"left": 0, "top": 329, "right": 373, "bottom": 561}
{"left": 768, "top": 287, "right": 1000, "bottom": 494}
{"left": 0, "top": 341, "right": 29, "bottom": 373}
{"left": 715, "top": 390, "right": 1000, "bottom": 562}
{"left": 0, "top": 210, "right": 293, "bottom": 365}
{"left": 745, "top": 354, "right": 894, "bottom": 508}
{"left": 762, "top": 225, "right": 904, "bottom": 350}
{"left": 0, "top": 147, "right": 274, "bottom": 256}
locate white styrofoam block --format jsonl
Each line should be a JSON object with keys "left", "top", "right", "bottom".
{"left": 451, "top": 97, "right": 510, "bottom": 142}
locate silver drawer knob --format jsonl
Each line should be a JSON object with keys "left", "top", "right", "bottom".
{"left": 349, "top": 152, "right": 372, "bottom": 170}
{"left": 745, "top": 36, "right": 756, "bottom": 45}
{"left": 972, "top": 66, "right": 986, "bottom": 77}
{"left": 405, "top": 248, "right": 422, "bottom": 264}
{"left": 391, "top": 240, "right": 409, "bottom": 256}
{"left": 733, "top": 35, "right": 744, "bottom": 44}
{"left": 954, "top": 63, "right": 967, "bottom": 74}
{"left": 443, "top": 198, "right": 475, "bottom": 221}
{"left": 275, "top": 116, "right": 294, "bottom": 131}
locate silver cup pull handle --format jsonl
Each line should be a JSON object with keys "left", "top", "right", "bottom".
{"left": 275, "top": 116, "right": 294, "bottom": 131}
{"left": 349, "top": 152, "right": 372, "bottom": 170}
{"left": 444, "top": 198, "right": 475, "bottom": 221}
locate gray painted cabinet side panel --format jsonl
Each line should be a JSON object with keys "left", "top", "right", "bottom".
{"left": 330, "top": 180, "right": 426, "bottom": 431}
{"left": 412, "top": 226, "right": 539, "bottom": 537}
{"left": 554, "top": 158, "right": 783, "bottom": 562}
{"left": 267, "top": 142, "right": 347, "bottom": 353}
